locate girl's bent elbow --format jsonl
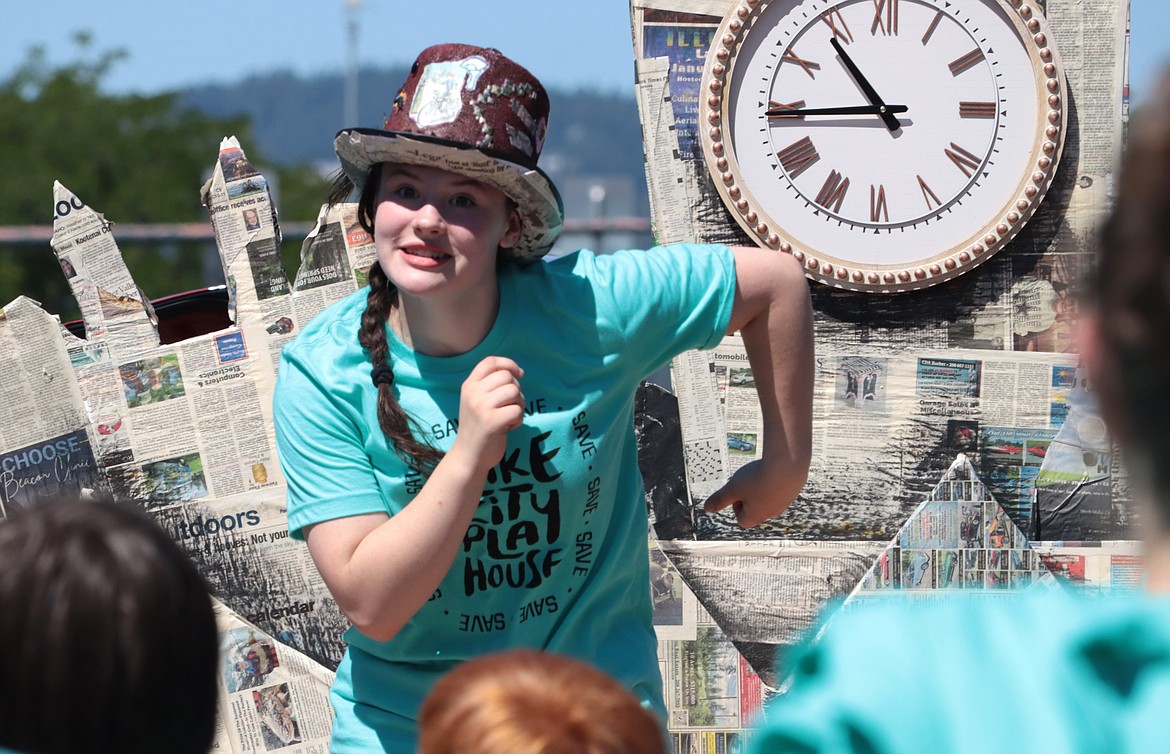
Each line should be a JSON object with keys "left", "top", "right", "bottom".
{"left": 333, "top": 592, "right": 406, "bottom": 642}
{"left": 774, "top": 247, "right": 806, "bottom": 278}
{"left": 349, "top": 613, "right": 403, "bottom": 643}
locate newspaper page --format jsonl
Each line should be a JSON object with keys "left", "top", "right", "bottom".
{"left": 49, "top": 181, "right": 158, "bottom": 355}
{"left": 708, "top": 335, "right": 759, "bottom": 478}
{"left": 653, "top": 534, "right": 701, "bottom": 641}
{"left": 1030, "top": 541, "right": 1143, "bottom": 593}
{"left": 666, "top": 350, "right": 728, "bottom": 503}
{"left": 212, "top": 599, "right": 335, "bottom": 754}
{"left": 631, "top": 2, "right": 754, "bottom": 248}
{"left": 287, "top": 201, "right": 377, "bottom": 320}
{"left": 0, "top": 296, "right": 104, "bottom": 516}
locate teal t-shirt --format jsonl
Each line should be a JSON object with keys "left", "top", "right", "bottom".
{"left": 274, "top": 244, "right": 736, "bottom": 752}
{"left": 750, "top": 591, "right": 1170, "bottom": 754}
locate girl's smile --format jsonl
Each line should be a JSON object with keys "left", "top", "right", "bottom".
{"left": 399, "top": 243, "right": 453, "bottom": 269}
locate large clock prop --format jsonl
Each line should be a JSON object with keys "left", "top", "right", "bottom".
{"left": 700, "top": 0, "right": 1067, "bottom": 293}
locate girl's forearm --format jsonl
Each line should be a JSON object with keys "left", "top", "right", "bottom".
{"left": 315, "top": 445, "right": 489, "bottom": 642}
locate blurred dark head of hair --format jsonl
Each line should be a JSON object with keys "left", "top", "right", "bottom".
{"left": 0, "top": 496, "right": 218, "bottom": 754}
{"left": 1093, "top": 68, "right": 1170, "bottom": 507}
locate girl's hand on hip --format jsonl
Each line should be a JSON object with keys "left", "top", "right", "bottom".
{"left": 451, "top": 356, "right": 525, "bottom": 474}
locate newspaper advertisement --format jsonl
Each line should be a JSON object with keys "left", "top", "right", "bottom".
{"left": 1031, "top": 542, "right": 1144, "bottom": 593}
{"left": 657, "top": 580, "right": 771, "bottom": 753}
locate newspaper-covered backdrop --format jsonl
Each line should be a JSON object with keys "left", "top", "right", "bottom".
{"left": 631, "top": 0, "right": 1133, "bottom": 747}
{"left": 0, "top": 138, "right": 369, "bottom": 752}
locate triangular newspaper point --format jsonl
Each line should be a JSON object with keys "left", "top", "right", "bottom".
{"left": 763, "top": 456, "right": 1065, "bottom": 687}
{"left": 203, "top": 136, "right": 291, "bottom": 324}
{"left": 848, "top": 453, "right": 1061, "bottom": 597}
{"left": 50, "top": 180, "right": 159, "bottom": 356}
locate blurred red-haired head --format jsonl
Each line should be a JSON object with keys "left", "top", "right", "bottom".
{"left": 418, "top": 650, "right": 666, "bottom": 754}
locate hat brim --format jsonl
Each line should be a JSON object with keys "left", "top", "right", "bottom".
{"left": 334, "top": 128, "right": 563, "bottom": 261}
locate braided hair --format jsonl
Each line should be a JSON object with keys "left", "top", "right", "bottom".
{"left": 342, "top": 164, "right": 446, "bottom": 473}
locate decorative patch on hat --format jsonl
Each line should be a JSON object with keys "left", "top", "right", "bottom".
{"left": 512, "top": 100, "right": 536, "bottom": 132}
{"left": 533, "top": 117, "right": 547, "bottom": 156}
{"left": 410, "top": 56, "right": 490, "bottom": 128}
{"left": 470, "top": 81, "right": 543, "bottom": 156}
{"left": 509, "top": 101, "right": 542, "bottom": 157}
{"left": 506, "top": 123, "right": 534, "bottom": 158}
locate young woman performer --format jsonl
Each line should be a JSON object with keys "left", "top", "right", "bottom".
{"left": 274, "top": 43, "right": 813, "bottom": 752}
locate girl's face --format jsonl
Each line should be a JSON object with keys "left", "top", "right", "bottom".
{"left": 372, "top": 164, "right": 521, "bottom": 303}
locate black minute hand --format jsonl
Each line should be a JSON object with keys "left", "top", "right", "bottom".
{"left": 830, "top": 37, "right": 902, "bottom": 131}
{"left": 766, "top": 104, "right": 909, "bottom": 118}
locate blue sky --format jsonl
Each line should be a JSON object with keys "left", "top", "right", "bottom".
{"left": 1, "top": 1, "right": 1164, "bottom": 104}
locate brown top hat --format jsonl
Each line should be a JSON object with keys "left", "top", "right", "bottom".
{"left": 334, "top": 43, "right": 563, "bottom": 261}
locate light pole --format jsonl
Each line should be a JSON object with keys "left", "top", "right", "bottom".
{"left": 588, "top": 183, "right": 607, "bottom": 253}
{"left": 344, "top": 0, "right": 362, "bottom": 125}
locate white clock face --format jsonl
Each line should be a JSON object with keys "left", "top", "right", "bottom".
{"left": 702, "top": 0, "right": 1066, "bottom": 292}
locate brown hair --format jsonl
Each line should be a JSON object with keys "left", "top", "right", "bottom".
{"left": 418, "top": 650, "right": 666, "bottom": 754}
{"left": 0, "top": 497, "right": 218, "bottom": 754}
{"left": 1093, "top": 69, "right": 1170, "bottom": 512}
{"left": 349, "top": 163, "right": 446, "bottom": 471}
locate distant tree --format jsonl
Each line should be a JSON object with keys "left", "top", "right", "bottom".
{"left": 0, "top": 36, "right": 328, "bottom": 321}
